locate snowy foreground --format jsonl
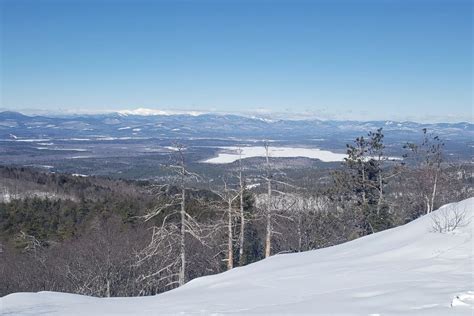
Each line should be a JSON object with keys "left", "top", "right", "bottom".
{"left": 2, "top": 199, "right": 473, "bottom": 315}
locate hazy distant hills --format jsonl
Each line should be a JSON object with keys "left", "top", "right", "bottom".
{"left": 1, "top": 111, "right": 472, "bottom": 143}
{"left": 0, "top": 110, "right": 472, "bottom": 178}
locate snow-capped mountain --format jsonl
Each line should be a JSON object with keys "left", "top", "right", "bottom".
{"left": 117, "top": 108, "right": 204, "bottom": 116}
{"left": 2, "top": 198, "right": 473, "bottom": 315}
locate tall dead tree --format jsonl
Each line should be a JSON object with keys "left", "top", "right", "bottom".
{"left": 211, "top": 180, "right": 240, "bottom": 270}
{"left": 141, "top": 144, "right": 203, "bottom": 287}
{"left": 237, "top": 147, "right": 247, "bottom": 266}
{"left": 261, "top": 142, "right": 297, "bottom": 257}
{"left": 264, "top": 142, "right": 272, "bottom": 258}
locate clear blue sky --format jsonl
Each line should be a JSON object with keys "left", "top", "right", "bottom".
{"left": 0, "top": 0, "right": 472, "bottom": 121}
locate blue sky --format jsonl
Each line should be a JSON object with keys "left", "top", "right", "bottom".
{"left": 0, "top": 0, "right": 472, "bottom": 121}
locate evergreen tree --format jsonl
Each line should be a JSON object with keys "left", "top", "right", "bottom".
{"left": 344, "top": 128, "right": 393, "bottom": 234}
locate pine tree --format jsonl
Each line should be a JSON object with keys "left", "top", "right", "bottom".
{"left": 344, "top": 128, "right": 393, "bottom": 234}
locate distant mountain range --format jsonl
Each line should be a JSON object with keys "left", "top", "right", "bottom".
{"left": 1, "top": 110, "right": 472, "bottom": 143}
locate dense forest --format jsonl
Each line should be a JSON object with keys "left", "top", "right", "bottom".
{"left": 0, "top": 129, "right": 472, "bottom": 297}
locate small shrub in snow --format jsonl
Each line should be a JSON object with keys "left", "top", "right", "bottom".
{"left": 431, "top": 206, "right": 469, "bottom": 233}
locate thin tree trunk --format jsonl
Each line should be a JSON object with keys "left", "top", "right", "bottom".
{"left": 227, "top": 198, "right": 233, "bottom": 270}
{"left": 361, "top": 166, "right": 367, "bottom": 205}
{"left": 238, "top": 167, "right": 245, "bottom": 266}
{"left": 429, "top": 168, "right": 439, "bottom": 213}
{"left": 265, "top": 180, "right": 272, "bottom": 258}
{"left": 179, "top": 186, "right": 186, "bottom": 286}
{"left": 106, "top": 278, "right": 111, "bottom": 298}
{"left": 297, "top": 212, "right": 302, "bottom": 252}
{"left": 265, "top": 143, "right": 272, "bottom": 258}
{"left": 237, "top": 150, "right": 245, "bottom": 266}
{"left": 377, "top": 173, "right": 383, "bottom": 215}
{"left": 425, "top": 195, "right": 430, "bottom": 214}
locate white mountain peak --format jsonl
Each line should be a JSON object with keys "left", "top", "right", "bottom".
{"left": 117, "top": 108, "right": 203, "bottom": 116}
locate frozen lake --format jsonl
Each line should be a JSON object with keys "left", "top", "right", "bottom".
{"left": 203, "top": 146, "right": 348, "bottom": 164}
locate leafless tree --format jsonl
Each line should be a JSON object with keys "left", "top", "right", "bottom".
{"left": 237, "top": 147, "right": 247, "bottom": 266}
{"left": 210, "top": 179, "right": 241, "bottom": 270}
{"left": 431, "top": 205, "right": 469, "bottom": 233}
{"left": 140, "top": 144, "right": 205, "bottom": 287}
{"left": 257, "top": 142, "right": 299, "bottom": 257}
{"left": 263, "top": 142, "right": 275, "bottom": 258}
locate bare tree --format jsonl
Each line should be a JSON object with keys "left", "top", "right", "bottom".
{"left": 237, "top": 147, "right": 247, "bottom": 266}
{"left": 264, "top": 142, "right": 273, "bottom": 258}
{"left": 259, "top": 142, "right": 298, "bottom": 257}
{"left": 60, "top": 216, "right": 137, "bottom": 297}
{"left": 211, "top": 179, "right": 240, "bottom": 270}
{"left": 431, "top": 205, "right": 468, "bottom": 233}
{"left": 141, "top": 144, "right": 204, "bottom": 287}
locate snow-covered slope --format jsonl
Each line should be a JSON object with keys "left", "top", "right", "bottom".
{"left": 2, "top": 198, "right": 473, "bottom": 315}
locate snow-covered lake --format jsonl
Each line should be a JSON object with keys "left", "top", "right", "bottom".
{"left": 203, "top": 146, "right": 348, "bottom": 164}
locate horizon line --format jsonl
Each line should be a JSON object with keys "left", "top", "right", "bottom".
{"left": 0, "top": 107, "right": 472, "bottom": 125}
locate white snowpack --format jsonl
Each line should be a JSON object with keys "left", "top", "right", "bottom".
{"left": 1, "top": 198, "right": 473, "bottom": 315}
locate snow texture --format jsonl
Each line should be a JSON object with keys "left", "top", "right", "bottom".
{"left": 1, "top": 198, "right": 473, "bottom": 315}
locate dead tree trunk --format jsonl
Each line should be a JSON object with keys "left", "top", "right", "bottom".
{"left": 238, "top": 149, "right": 246, "bottom": 266}
{"left": 376, "top": 173, "right": 383, "bottom": 215}
{"left": 264, "top": 142, "right": 272, "bottom": 258}
{"left": 227, "top": 197, "right": 233, "bottom": 270}
{"left": 429, "top": 169, "right": 439, "bottom": 213}
{"left": 140, "top": 144, "right": 203, "bottom": 290}
{"left": 361, "top": 166, "right": 367, "bottom": 205}
{"left": 179, "top": 184, "right": 186, "bottom": 286}
{"left": 106, "top": 278, "right": 111, "bottom": 298}
{"left": 211, "top": 180, "right": 240, "bottom": 270}
{"left": 238, "top": 184, "right": 245, "bottom": 265}
{"left": 297, "top": 211, "right": 302, "bottom": 252}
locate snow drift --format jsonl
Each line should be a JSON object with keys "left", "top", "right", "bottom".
{"left": 1, "top": 198, "right": 473, "bottom": 315}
